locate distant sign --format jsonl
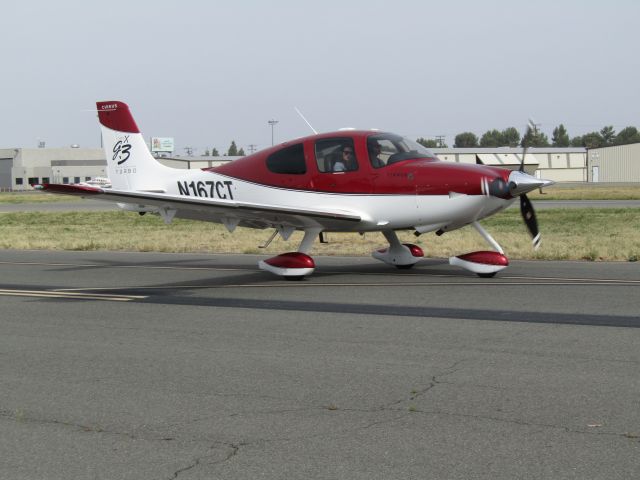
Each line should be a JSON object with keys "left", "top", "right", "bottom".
{"left": 151, "top": 137, "right": 174, "bottom": 153}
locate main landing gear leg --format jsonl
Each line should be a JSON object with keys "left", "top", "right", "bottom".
{"left": 372, "top": 230, "right": 424, "bottom": 269}
{"left": 449, "top": 221, "right": 509, "bottom": 277}
{"left": 258, "top": 227, "right": 321, "bottom": 280}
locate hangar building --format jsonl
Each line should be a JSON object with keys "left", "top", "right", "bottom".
{"left": 432, "top": 147, "right": 588, "bottom": 182}
{"left": 587, "top": 143, "right": 640, "bottom": 182}
{"left": 0, "top": 147, "right": 106, "bottom": 191}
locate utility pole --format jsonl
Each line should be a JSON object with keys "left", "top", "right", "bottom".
{"left": 435, "top": 135, "right": 446, "bottom": 147}
{"left": 184, "top": 146, "right": 194, "bottom": 156}
{"left": 248, "top": 144, "right": 257, "bottom": 154}
{"left": 268, "top": 119, "right": 279, "bottom": 146}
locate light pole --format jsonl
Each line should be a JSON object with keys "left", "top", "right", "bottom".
{"left": 268, "top": 119, "right": 279, "bottom": 146}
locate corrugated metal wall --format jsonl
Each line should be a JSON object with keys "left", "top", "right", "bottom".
{"left": 589, "top": 143, "right": 640, "bottom": 182}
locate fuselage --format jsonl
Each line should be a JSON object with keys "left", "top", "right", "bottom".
{"left": 163, "top": 130, "right": 516, "bottom": 232}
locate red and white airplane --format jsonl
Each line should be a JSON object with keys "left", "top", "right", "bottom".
{"left": 43, "top": 101, "right": 552, "bottom": 279}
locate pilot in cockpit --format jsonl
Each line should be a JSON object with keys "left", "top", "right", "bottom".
{"left": 333, "top": 146, "right": 356, "bottom": 172}
{"left": 368, "top": 140, "right": 384, "bottom": 168}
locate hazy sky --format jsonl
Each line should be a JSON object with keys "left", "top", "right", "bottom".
{"left": 2, "top": 0, "right": 638, "bottom": 154}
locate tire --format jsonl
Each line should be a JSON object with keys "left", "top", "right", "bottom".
{"left": 477, "top": 272, "right": 497, "bottom": 278}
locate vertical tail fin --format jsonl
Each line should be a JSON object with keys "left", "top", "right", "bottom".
{"left": 97, "top": 101, "right": 173, "bottom": 191}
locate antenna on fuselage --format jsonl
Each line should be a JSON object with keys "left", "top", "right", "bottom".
{"left": 294, "top": 107, "right": 318, "bottom": 135}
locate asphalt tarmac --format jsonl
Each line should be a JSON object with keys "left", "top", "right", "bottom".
{"left": 1, "top": 249, "right": 639, "bottom": 479}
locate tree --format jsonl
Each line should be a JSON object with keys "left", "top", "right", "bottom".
{"left": 536, "top": 132, "right": 550, "bottom": 147}
{"left": 551, "top": 124, "right": 570, "bottom": 147}
{"left": 521, "top": 126, "right": 550, "bottom": 147}
{"left": 480, "top": 129, "right": 503, "bottom": 147}
{"left": 613, "top": 126, "right": 640, "bottom": 145}
{"left": 203, "top": 149, "right": 210, "bottom": 156}
{"left": 600, "top": 126, "right": 616, "bottom": 145}
{"left": 501, "top": 127, "right": 520, "bottom": 147}
{"left": 454, "top": 132, "right": 479, "bottom": 148}
{"left": 416, "top": 137, "right": 440, "bottom": 148}
{"left": 226, "top": 141, "right": 239, "bottom": 156}
{"left": 238, "top": 148, "right": 246, "bottom": 156}
{"left": 581, "top": 131, "right": 605, "bottom": 148}
{"left": 211, "top": 147, "right": 220, "bottom": 156}
{"left": 570, "top": 136, "right": 583, "bottom": 147}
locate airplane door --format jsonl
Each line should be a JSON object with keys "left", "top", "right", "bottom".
{"left": 309, "top": 137, "right": 372, "bottom": 193}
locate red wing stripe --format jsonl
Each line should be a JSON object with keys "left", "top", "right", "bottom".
{"left": 41, "top": 184, "right": 103, "bottom": 195}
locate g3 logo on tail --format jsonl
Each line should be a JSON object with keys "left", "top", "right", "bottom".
{"left": 113, "top": 136, "right": 132, "bottom": 165}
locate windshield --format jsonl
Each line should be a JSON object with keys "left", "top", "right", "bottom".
{"left": 367, "top": 133, "right": 437, "bottom": 168}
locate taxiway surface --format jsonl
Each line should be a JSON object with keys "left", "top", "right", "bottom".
{"left": 1, "top": 249, "right": 639, "bottom": 479}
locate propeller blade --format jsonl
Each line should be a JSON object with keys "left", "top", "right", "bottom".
{"left": 520, "top": 194, "right": 541, "bottom": 249}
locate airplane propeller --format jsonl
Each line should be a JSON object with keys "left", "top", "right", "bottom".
{"left": 520, "top": 192, "right": 541, "bottom": 249}
{"left": 509, "top": 119, "right": 550, "bottom": 250}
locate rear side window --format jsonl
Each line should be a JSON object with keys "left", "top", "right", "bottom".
{"left": 266, "top": 144, "right": 306, "bottom": 174}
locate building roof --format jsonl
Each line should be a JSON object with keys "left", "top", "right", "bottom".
{"left": 157, "top": 155, "right": 241, "bottom": 162}
{"left": 431, "top": 147, "right": 586, "bottom": 154}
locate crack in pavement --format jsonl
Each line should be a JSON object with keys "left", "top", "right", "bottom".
{"left": 1, "top": 409, "right": 243, "bottom": 479}
{"left": 0, "top": 408, "right": 176, "bottom": 443}
{"left": 393, "top": 406, "right": 640, "bottom": 442}
{"left": 170, "top": 442, "right": 244, "bottom": 479}
{"left": 0, "top": 409, "right": 137, "bottom": 440}
{"left": 381, "top": 359, "right": 468, "bottom": 411}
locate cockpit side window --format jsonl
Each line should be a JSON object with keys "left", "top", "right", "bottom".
{"left": 367, "top": 133, "right": 437, "bottom": 167}
{"left": 315, "top": 138, "right": 359, "bottom": 173}
{"left": 368, "top": 137, "right": 399, "bottom": 168}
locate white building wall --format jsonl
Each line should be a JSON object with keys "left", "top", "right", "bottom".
{"left": 8, "top": 148, "right": 106, "bottom": 190}
{"left": 537, "top": 168, "right": 586, "bottom": 182}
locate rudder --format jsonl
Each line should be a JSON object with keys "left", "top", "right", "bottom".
{"left": 97, "top": 101, "right": 173, "bottom": 191}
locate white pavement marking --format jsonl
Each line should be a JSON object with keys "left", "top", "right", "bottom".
{"left": 0, "top": 288, "right": 146, "bottom": 302}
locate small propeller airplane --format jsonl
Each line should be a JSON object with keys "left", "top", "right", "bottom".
{"left": 42, "top": 101, "right": 553, "bottom": 279}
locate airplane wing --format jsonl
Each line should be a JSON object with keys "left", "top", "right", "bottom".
{"left": 41, "top": 183, "right": 362, "bottom": 230}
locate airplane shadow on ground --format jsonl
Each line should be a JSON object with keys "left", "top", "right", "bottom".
{"left": 20, "top": 255, "right": 640, "bottom": 329}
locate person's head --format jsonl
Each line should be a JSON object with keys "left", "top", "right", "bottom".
{"left": 342, "top": 146, "right": 354, "bottom": 162}
{"left": 370, "top": 142, "right": 381, "bottom": 155}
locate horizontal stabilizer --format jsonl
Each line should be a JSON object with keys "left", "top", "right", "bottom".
{"left": 40, "top": 183, "right": 103, "bottom": 196}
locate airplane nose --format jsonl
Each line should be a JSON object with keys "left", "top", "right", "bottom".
{"left": 507, "top": 170, "right": 554, "bottom": 197}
